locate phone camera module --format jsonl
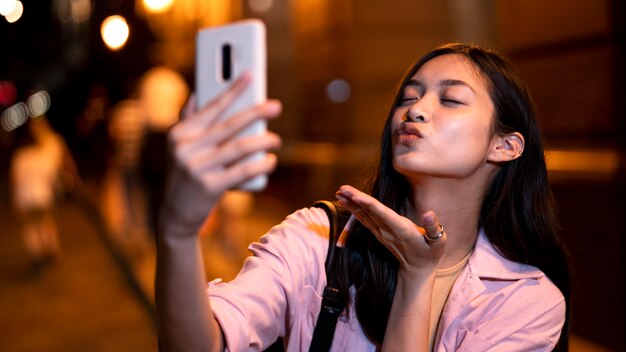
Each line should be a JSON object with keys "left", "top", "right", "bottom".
{"left": 221, "top": 44, "right": 232, "bottom": 81}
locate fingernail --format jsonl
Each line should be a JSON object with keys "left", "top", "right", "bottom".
{"left": 272, "top": 135, "right": 282, "bottom": 147}
{"left": 266, "top": 100, "right": 282, "bottom": 114}
{"left": 338, "top": 185, "right": 352, "bottom": 195}
{"left": 423, "top": 212, "right": 435, "bottom": 226}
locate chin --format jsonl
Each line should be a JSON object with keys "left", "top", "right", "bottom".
{"left": 392, "top": 157, "right": 423, "bottom": 177}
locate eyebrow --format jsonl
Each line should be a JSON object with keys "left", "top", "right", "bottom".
{"left": 405, "top": 78, "right": 476, "bottom": 94}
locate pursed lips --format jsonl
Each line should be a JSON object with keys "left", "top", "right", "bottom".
{"left": 394, "top": 123, "right": 423, "bottom": 144}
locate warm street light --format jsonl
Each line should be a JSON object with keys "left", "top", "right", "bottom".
{"left": 101, "top": 15, "right": 130, "bottom": 51}
{"left": 4, "top": 0, "right": 22, "bottom": 23}
{"left": 0, "top": 0, "right": 16, "bottom": 16}
{"left": 142, "top": 0, "right": 174, "bottom": 14}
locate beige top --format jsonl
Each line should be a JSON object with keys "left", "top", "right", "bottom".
{"left": 429, "top": 251, "right": 473, "bottom": 351}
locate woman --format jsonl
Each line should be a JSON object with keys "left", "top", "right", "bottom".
{"left": 10, "top": 117, "right": 66, "bottom": 272}
{"left": 155, "top": 43, "right": 570, "bottom": 351}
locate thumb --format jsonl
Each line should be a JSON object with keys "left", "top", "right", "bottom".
{"left": 421, "top": 211, "right": 446, "bottom": 246}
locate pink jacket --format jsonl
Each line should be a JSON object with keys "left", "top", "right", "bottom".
{"left": 208, "top": 207, "right": 565, "bottom": 351}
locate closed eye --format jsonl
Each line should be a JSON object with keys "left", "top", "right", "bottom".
{"left": 440, "top": 98, "right": 463, "bottom": 106}
{"left": 398, "top": 97, "right": 418, "bottom": 106}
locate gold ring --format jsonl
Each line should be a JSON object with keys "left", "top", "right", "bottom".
{"left": 424, "top": 224, "right": 444, "bottom": 241}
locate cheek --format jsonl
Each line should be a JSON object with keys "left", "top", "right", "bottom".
{"left": 440, "top": 120, "right": 492, "bottom": 159}
{"left": 391, "top": 109, "right": 404, "bottom": 125}
{"left": 445, "top": 114, "right": 492, "bottom": 142}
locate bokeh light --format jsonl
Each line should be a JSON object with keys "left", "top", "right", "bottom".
{"left": 142, "top": 0, "right": 174, "bottom": 14}
{"left": 1, "top": 102, "right": 28, "bottom": 132}
{"left": 0, "top": 0, "right": 16, "bottom": 16}
{"left": 0, "top": 81, "right": 17, "bottom": 107}
{"left": 101, "top": 15, "right": 129, "bottom": 51}
{"left": 27, "top": 90, "right": 51, "bottom": 118}
{"left": 182, "top": 0, "right": 208, "bottom": 20}
{"left": 249, "top": 0, "right": 273, "bottom": 13}
{"left": 4, "top": 0, "right": 22, "bottom": 23}
{"left": 56, "top": 0, "right": 91, "bottom": 24}
{"left": 326, "top": 78, "right": 351, "bottom": 103}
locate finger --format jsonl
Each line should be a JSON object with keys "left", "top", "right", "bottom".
{"left": 180, "top": 94, "right": 197, "bottom": 120}
{"left": 196, "top": 72, "right": 252, "bottom": 121}
{"left": 334, "top": 186, "right": 360, "bottom": 212}
{"left": 209, "top": 100, "right": 281, "bottom": 145}
{"left": 335, "top": 185, "right": 406, "bottom": 246}
{"left": 335, "top": 185, "right": 375, "bottom": 211}
{"left": 171, "top": 100, "right": 281, "bottom": 149}
{"left": 173, "top": 72, "right": 252, "bottom": 135}
{"left": 336, "top": 185, "right": 409, "bottom": 234}
{"left": 334, "top": 186, "right": 376, "bottom": 229}
{"left": 190, "top": 132, "right": 281, "bottom": 173}
{"left": 349, "top": 206, "right": 380, "bottom": 235}
{"left": 203, "top": 153, "right": 279, "bottom": 192}
{"left": 177, "top": 131, "right": 280, "bottom": 177}
{"left": 421, "top": 211, "right": 446, "bottom": 246}
{"left": 335, "top": 186, "right": 377, "bottom": 224}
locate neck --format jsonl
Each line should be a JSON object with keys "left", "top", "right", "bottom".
{"left": 407, "top": 177, "right": 486, "bottom": 268}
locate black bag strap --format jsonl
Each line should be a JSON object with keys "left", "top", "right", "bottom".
{"left": 309, "top": 200, "right": 351, "bottom": 352}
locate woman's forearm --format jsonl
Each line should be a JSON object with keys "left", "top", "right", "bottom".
{"left": 155, "top": 223, "right": 224, "bottom": 352}
{"left": 382, "top": 269, "right": 437, "bottom": 352}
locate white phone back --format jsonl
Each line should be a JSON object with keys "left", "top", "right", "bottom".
{"left": 195, "top": 19, "right": 268, "bottom": 191}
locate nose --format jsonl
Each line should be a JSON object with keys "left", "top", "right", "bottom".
{"left": 405, "top": 99, "right": 427, "bottom": 123}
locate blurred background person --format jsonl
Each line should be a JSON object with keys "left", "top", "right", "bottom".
{"left": 9, "top": 116, "right": 71, "bottom": 273}
{"left": 102, "top": 98, "right": 147, "bottom": 247}
{"left": 73, "top": 84, "right": 111, "bottom": 195}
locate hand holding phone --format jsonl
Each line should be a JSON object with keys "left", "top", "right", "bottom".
{"left": 195, "top": 19, "right": 269, "bottom": 192}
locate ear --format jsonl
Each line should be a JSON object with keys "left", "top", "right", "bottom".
{"left": 487, "top": 132, "right": 525, "bottom": 163}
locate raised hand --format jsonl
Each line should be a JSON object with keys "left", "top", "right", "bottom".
{"left": 335, "top": 185, "right": 446, "bottom": 272}
{"left": 162, "top": 73, "right": 282, "bottom": 234}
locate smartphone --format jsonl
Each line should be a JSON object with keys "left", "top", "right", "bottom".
{"left": 195, "top": 19, "right": 268, "bottom": 192}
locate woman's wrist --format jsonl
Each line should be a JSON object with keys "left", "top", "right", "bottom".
{"left": 394, "top": 265, "right": 438, "bottom": 298}
{"left": 158, "top": 203, "right": 208, "bottom": 240}
{"left": 397, "top": 263, "right": 438, "bottom": 281}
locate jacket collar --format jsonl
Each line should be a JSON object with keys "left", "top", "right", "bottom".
{"left": 468, "top": 229, "right": 544, "bottom": 281}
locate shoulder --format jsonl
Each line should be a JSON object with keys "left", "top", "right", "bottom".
{"left": 241, "top": 206, "right": 332, "bottom": 283}
{"left": 254, "top": 206, "right": 331, "bottom": 252}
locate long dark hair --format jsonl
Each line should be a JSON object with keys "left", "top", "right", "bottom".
{"left": 335, "top": 43, "right": 571, "bottom": 350}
